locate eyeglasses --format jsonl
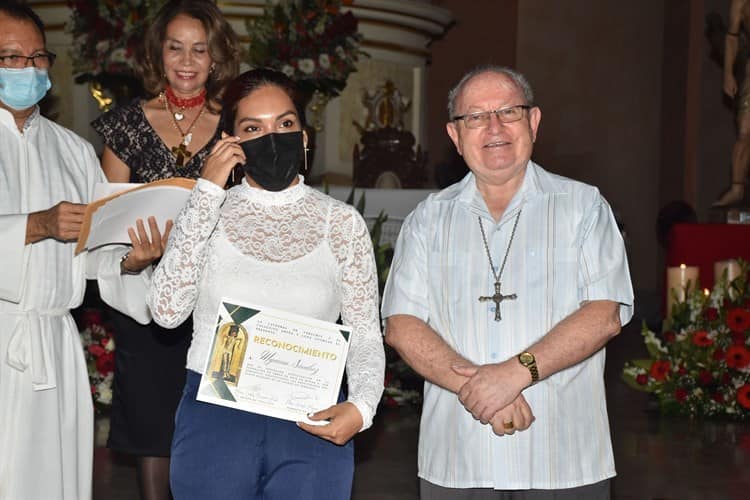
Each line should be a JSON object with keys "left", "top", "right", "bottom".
{"left": 452, "top": 105, "right": 531, "bottom": 129}
{"left": 0, "top": 52, "right": 57, "bottom": 69}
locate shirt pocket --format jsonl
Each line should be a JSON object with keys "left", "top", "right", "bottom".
{"left": 426, "top": 249, "right": 479, "bottom": 308}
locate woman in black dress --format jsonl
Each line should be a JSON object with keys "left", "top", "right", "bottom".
{"left": 91, "top": 1, "right": 239, "bottom": 498}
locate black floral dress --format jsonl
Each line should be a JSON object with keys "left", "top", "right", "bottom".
{"left": 92, "top": 101, "right": 219, "bottom": 456}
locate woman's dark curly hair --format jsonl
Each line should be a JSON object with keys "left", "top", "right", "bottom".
{"left": 137, "top": 0, "right": 239, "bottom": 111}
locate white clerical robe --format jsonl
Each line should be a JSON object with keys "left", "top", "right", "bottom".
{"left": 0, "top": 107, "right": 152, "bottom": 500}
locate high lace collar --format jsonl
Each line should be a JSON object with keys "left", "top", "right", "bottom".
{"left": 234, "top": 174, "right": 308, "bottom": 206}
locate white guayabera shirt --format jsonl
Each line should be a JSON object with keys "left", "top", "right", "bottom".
{"left": 382, "top": 161, "right": 634, "bottom": 490}
{"left": 149, "top": 177, "right": 385, "bottom": 429}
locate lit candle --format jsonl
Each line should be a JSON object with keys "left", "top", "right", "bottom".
{"left": 714, "top": 259, "right": 741, "bottom": 284}
{"left": 666, "top": 264, "right": 699, "bottom": 317}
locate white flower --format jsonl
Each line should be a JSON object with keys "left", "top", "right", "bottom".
{"left": 80, "top": 328, "right": 92, "bottom": 345}
{"left": 109, "top": 47, "right": 127, "bottom": 63}
{"left": 96, "top": 382, "right": 112, "bottom": 405}
{"left": 318, "top": 54, "right": 331, "bottom": 70}
{"left": 313, "top": 19, "right": 326, "bottom": 35}
{"left": 643, "top": 329, "right": 668, "bottom": 354}
{"left": 709, "top": 288, "right": 725, "bottom": 308}
{"left": 95, "top": 40, "right": 110, "bottom": 55}
{"left": 297, "top": 58, "right": 315, "bottom": 75}
{"left": 281, "top": 64, "right": 295, "bottom": 78}
{"left": 105, "top": 337, "right": 115, "bottom": 352}
{"left": 335, "top": 45, "right": 345, "bottom": 58}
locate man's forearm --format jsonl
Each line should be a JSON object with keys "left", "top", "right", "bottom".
{"left": 385, "top": 314, "right": 472, "bottom": 393}
{"left": 526, "top": 300, "right": 621, "bottom": 381}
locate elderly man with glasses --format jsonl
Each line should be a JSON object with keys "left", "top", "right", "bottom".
{"left": 0, "top": 3, "right": 164, "bottom": 499}
{"left": 382, "top": 65, "right": 634, "bottom": 499}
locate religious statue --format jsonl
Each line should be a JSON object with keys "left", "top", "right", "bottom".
{"left": 714, "top": 0, "right": 750, "bottom": 206}
{"left": 352, "top": 80, "right": 428, "bottom": 188}
{"left": 211, "top": 323, "right": 246, "bottom": 385}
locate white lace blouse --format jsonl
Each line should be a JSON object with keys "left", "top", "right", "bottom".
{"left": 148, "top": 177, "right": 385, "bottom": 429}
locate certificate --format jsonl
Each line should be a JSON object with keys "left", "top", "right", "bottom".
{"left": 197, "top": 297, "right": 351, "bottom": 423}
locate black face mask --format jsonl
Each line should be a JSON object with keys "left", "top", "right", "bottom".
{"left": 239, "top": 131, "right": 304, "bottom": 192}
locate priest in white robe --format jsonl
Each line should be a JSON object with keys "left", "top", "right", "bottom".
{"left": 0, "top": 4, "right": 162, "bottom": 499}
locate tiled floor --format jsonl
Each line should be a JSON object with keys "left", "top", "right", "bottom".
{"left": 93, "top": 321, "right": 750, "bottom": 499}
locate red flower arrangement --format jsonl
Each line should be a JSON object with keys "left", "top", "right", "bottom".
{"left": 649, "top": 360, "right": 671, "bottom": 381}
{"left": 692, "top": 330, "right": 714, "bottom": 347}
{"left": 246, "top": 0, "right": 365, "bottom": 98}
{"left": 66, "top": 1, "right": 162, "bottom": 108}
{"left": 727, "top": 308, "right": 750, "bottom": 333}
{"left": 726, "top": 345, "right": 750, "bottom": 369}
{"left": 67, "top": 0, "right": 157, "bottom": 77}
{"left": 623, "top": 259, "right": 750, "bottom": 420}
{"left": 77, "top": 309, "right": 115, "bottom": 414}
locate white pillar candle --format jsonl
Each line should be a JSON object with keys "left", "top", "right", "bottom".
{"left": 714, "top": 259, "right": 741, "bottom": 284}
{"left": 666, "top": 264, "right": 699, "bottom": 317}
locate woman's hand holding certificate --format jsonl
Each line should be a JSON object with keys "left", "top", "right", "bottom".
{"left": 298, "top": 401, "right": 363, "bottom": 445}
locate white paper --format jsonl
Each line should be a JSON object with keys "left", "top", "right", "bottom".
{"left": 82, "top": 181, "right": 193, "bottom": 251}
{"left": 197, "top": 297, "right": 351, "bottom": 423}
{"left": 93, "top": 182, "right": 138, "bottom": 201}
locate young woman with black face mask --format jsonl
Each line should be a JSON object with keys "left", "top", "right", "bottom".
{"left": 147, "top": 68, "right": 385, "bottom": 500}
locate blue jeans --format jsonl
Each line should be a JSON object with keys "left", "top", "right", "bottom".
{"left": 170, "top": 371, "right": 354, "bottom": 499}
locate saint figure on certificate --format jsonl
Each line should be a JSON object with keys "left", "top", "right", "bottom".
{"left": 210, "top": 323, "right": 247, "bottom": 385}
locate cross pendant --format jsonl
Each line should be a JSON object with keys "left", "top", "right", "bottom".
{"left": 172, "top": 143, "right": 192, "bottom": 167}
{"left": 478, "top": 281, "right": 517, "bottom": 321}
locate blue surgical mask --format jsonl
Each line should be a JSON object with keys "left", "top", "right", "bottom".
{"left": 0, "top": 67, "right": 51, "bottom": 111}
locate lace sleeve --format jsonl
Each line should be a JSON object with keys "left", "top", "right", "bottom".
{"left": 148, "top": 179, "right": 226, "bottom": 328}
{"left": 331, "top": 206, "right": 385, "bottom": 431}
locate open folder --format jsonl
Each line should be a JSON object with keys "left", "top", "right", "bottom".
{"left": 75, "top": 177, "right": 196, "bottom": 255}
